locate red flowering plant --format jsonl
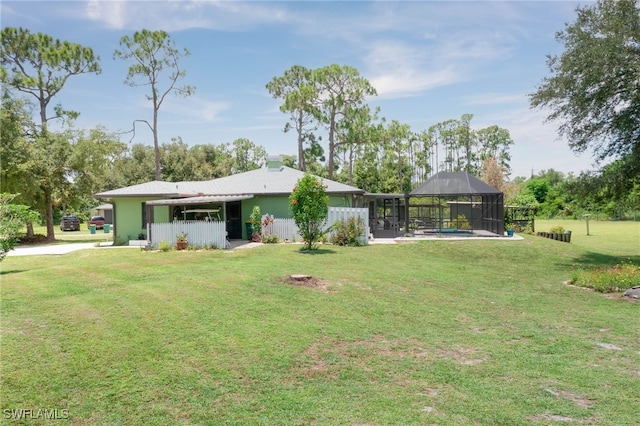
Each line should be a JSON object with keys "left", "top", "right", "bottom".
{"left": 289, "top": 174, "right": 329, "bottom": 251}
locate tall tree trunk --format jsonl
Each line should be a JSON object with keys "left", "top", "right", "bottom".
{"left": 153, "top": 105, "right": 161, "bottom": 180}
{"left": 349, "top": 146, "right": 354, "bottom": 186}
{"left": 297, "top": 115, "right": 305, "bottom": 171}
{"left": 40, "top": 103, "right": 55, "bottom": 241}
{"left": 327, "top": 113, "right": 336, "bottom": 180}
{"left": 26, "top": 222, "right": 34, "bottom": 238}
{"left": 44, "top": 187, "right": 54, "bottom": 241}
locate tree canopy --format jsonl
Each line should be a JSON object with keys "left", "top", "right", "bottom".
{"left": 530, "top": 0, "right": 640, "bottom": 162}
{"left": 114, "top": 29, "right": 195, "bottom": 180}
{"left": 266, "top": 65, "right": 317, "bottom": 171}
{"left": 0, "top": 27, "right": 101, "bottom": 126}
{"left": 1, "top": 27, "right": 101, "bottom": 240}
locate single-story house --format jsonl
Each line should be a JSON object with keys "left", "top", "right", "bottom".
{"left": 94, "top": 203, "right": 113, "bottom": 224}
{"left": 94, "top": 157, "right": 366, "bottom": 245}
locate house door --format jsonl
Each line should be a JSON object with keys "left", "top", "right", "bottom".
{"left": 226, "top": 201, "right": 242, "bottom": 239}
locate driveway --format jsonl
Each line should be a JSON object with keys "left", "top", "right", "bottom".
{"left": 6, "top": 242, "right": 132, "bottom": 257}
{"left": 7, "top": 240, "right": 257, "bottom": 256}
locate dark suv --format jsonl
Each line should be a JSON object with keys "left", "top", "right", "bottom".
{"left": 60, "top": 216, "right": 80, "bottom": 231}
{"left": 88, "top": 216, "right": 106, "bottom": 229}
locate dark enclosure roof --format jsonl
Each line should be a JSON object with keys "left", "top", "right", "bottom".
{"left": 410, "top": 172, "right": 501, "bottom": 196}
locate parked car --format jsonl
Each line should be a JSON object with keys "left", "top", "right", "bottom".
{"left": 60, "top": 216, "right": 80, "bottom": 231}
{"left": 88, "top": 216, "right": 107, "bottom": 230}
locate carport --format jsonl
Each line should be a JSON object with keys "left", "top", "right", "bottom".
{"left": 144, "top": 195, "right": 254, "bottom": 247}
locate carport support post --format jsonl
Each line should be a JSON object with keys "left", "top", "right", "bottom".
{"left": 404, "top": 193, "right": 410, "bottom": 235}
{"left": 146, "top": 203, "right": 153, "bottom": 244}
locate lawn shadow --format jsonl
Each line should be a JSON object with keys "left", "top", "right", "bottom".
{"left": 563, "top": 250, "right": 640, "bottom": 268}
{"left": 0, "top": 269, "right": 28, "bottom": 276}
{"left": 296, "top": 248, "right": 337, "bottom": 255}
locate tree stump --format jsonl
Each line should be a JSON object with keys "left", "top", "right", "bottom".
{"left": 290, "top": 274, "right": 312, "bottom": 282}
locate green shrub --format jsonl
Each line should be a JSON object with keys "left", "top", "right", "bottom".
{"left": 289, "top": 174, "right": 329, "bottom": 251}
{"left": 0, "top": 194, "right": 39, "bottom": 260}
{"left": 262, "top": 234, "right": 279, "bottom": 244}
{"left": 158, "top": 241, "right": 171, "bottom": 252}
{"left": 330, "top": 216, "right": 365, "bottom": 246}
{"left": 570, "top": 261, "right": 640, "bottom": 292}
{"left": 249, "top": 206, "right": 262, "bottom": 235}
{"left": 549, "top": 225, "right": 565, "bottom": 233}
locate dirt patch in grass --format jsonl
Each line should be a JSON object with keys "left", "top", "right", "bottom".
{"left": 299, "top": 339, "right": 335, "bottom": 379}
{"left": 280, "top": 274, "right": 331, "bottom": 292}
{"left": 295, "top": 336, "right": 488, "bottom": 381}
{"left": 529, "top": 413, "right": 576, "bottom": 423}
{"left": 529, "top": 413, "right": 600, "bottom": 424}
{"left": 437, "top": 345, "right": 488, "bottom": 365}
{"left": 296, "top": 335, "right": 431, "bottom": 379}
{"left": 544, "top": 387, "right": 595, "bottom": 408}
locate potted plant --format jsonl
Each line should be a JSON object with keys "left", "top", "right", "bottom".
{"left": 505, "top": 223, "right": 515, "bottom": 237}
{"left": 549, "top": 225, "right": 564, "bottom": 241}
{"left": 176, "top": 232, "right": 188, "bottom": 250}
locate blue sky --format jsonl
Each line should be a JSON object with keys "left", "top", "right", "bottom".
{"left": 2, "top": 0, "right": 598, "bottom": 179}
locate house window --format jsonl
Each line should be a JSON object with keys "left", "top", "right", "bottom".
{"left": 142, "top": 202, "right": 154, "bottom": 228}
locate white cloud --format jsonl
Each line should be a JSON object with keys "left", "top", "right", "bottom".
{"left": 370, "top": 66, "right": 461, "bottom": 99}
{"left": 84, "top": 0, "right": 290, "bottom": 31}
{"left": 463, "top": 93, "right": 528, "bottom": 106}
{"left": 86, "top": 0, "right": 127, "bottom": 30}
{"left": 162, "top": 96, "right": 230, "bottom": 123}
{"left": 477, "top": 105, "right": 597, "bottom": 177}
{"left": 437, "top": 31, "right": 516, "bottom": 62}
{"left": 362, "top": 41, "right": 457, "bottom": 98}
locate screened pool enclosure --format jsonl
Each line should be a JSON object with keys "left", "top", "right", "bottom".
{"left": 408, "top": 172, "right": 505, "bottom": 236}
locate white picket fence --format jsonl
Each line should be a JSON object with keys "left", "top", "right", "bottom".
{"left": 261, "top": 217, "right": 300, "bottom": 242}
{"left": 261, "top": 207, "right": 369, "bottom": 245}
{"left": 149, "top": 207, "right": 369, "bottom": 248}
{"left": 151, "top": 221, "right": 227, "bottom": 249}
{"left": 327, "top": 207, "right": 369, "bottom": 245}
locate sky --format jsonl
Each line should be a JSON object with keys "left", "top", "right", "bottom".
{"left": 1, "top": 0, "right": 600, "bottom": 179}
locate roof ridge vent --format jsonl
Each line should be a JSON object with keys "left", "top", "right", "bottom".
{"left": 267, "top": 155, "right": 284, "bottom": 172}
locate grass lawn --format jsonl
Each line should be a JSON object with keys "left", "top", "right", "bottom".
{"left": 535, "top": 219, "right": 640, "bottom": 260}
{"left": 1, "top": 222, "right": 639, "bottom": 425}
{"left": 19, "top": 225, "right": 113, "bottom": 246}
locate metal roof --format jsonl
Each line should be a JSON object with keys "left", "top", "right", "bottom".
{"left": 145, "top": 195, "right": 253, "bottom": 206}
{"left": 94, "top": 180, "right": 209, "bottom": 198}
{"left": 410, "top": 172, "right": 501, "bottom": 196}
{"left": 364, "top": 193, "right": 406, "bottom": 198}
{"left": 95, "top": 166, "right": 364, "bottom": 199}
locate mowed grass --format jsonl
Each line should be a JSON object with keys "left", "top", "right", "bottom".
{"left": 1, "top": 222, "right": 639, "bottom": 425}
{"left": 535, "top": 219, "right": 640, "bottom": 260}
{"left": 19, "top": 225, "right": 113, "bottom": 245}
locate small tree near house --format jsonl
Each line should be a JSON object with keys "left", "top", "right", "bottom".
{"left": 289, "top": 174, "right": 329, "bottom": 251}
{"left": 0, "top": 193, "right": 38, "bottom": 261}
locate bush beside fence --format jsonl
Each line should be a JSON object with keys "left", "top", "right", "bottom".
{"left": 261, "top": 207, "right": 369, "bottom": 245}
